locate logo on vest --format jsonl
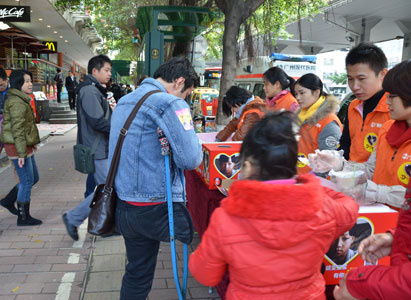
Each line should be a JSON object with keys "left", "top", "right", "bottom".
{"left": 398, "top": 162, "right": 411, "bottom": 186}
{"left": 364, "top": 133, "right": 377, "bottom": 153}
{"left": 297, "top": 153, "right": 308, "bottom": 168}
{"left": 370, "top": 122, "right": 382, "bottom": 128}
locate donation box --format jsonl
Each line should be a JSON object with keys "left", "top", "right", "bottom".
{"left": 196, "top": 142, "right": 242, "bottom": 190}
{"left": 323, "top": 204, "right": 398, "bottom": 285}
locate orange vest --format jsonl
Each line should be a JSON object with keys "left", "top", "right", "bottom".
{"left": 348, "top": 94, "right": 391, "bottom": 163}
{"left": 297, "top": 114, "right": 342, "bottom": 174}
{"left": 267, "top": 92, "right": 299, "bottom": 112}
{"left": 237, "top": 109, "right": 265, "bottom": 130}
{"left": 373, "top": 120, "right": 411, "bottom": 188}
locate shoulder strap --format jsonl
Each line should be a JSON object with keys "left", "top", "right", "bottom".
{"left": 104, "top": 90, "right": 161, "bottom": 190}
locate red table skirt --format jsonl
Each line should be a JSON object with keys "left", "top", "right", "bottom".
{"left": 185, "top": 170, "right": 229, "bottom": 299}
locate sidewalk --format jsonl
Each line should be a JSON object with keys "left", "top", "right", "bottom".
{"left": 0, "top": 128, "right": 221, "bottom": 300}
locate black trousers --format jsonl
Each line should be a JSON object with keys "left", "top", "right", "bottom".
{"left": 115, "top": 200, "right": 193, "bottom": 300}
{"left": 56, "top": 84, "right": 62, "bottom": 103}
{"left": 68, "top": 91, "right": 76, "bottom": 109}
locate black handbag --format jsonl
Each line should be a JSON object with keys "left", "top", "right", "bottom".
{"left": 87, "top": 90, "right": 161, "bottom": 235}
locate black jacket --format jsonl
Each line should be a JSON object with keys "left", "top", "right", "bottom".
{"left": 76, "top": 74, "right": 111, "bottom": 160}
{"left": 65, "top": 76, "right": 78, "bottom": 92}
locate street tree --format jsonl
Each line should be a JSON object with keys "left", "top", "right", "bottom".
{"left": 213, "top": 0, "right": 327, "bottom": 124}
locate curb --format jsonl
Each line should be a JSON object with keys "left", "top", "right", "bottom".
{"left": 80, "top": 235, "right": 97, "bottom": 300}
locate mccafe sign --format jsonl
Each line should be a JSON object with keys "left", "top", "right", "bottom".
{"left": 0, "top": 5, "right": 31, "bottom": 22}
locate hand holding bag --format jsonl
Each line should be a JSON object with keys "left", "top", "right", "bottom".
{"left": 87, "top": 90, "right": 161, "bottom": 235}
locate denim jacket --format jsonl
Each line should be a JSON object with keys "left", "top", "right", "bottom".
{"left": 109, "top": 78, "right": 202, "bottom": 203}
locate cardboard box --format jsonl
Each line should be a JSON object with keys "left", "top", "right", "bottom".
{"left": 216, "top": 179, "right": 236, "bottom": 196}
{"left": 322, "top": 204, "right": 398, "bottom": 285}
{"left": 196, "top": 142, "right": 242, "bottom": 190}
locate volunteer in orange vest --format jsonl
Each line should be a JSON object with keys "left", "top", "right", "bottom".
{"left": 216, "top": 85, "right": 265, "bottom": 142}
{"left": 332, "top": 60, "right": 411, "bottom": 300}
{"left": 295, "top": 73, "right": 342, "bottom": 174}
{"left": 339, "top": 42, "right": 391, "bottom": 163}
{"left": 309, "top": 60, "right": 411, "bottom": 209}
{"left": 263, "top": 67, "right": 299, "bottom": 112}
{"left": 293, "top": 73, "right": 342, "bottom": 174}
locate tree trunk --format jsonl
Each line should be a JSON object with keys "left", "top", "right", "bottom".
{"left": 216, "top": 9, "right": 242, "bottom": 125}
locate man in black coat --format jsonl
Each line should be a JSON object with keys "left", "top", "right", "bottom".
{"left": 65, "top": 70, "right": 78, "bottom": 110}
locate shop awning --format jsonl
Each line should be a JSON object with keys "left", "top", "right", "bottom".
{"left": 111, "top": 60, "right": 132, "bottom": 77}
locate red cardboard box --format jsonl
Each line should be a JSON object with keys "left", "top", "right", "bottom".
{"left": 323, "top": 204, "right": 398, "bottom": 285}
{"left": 196, "top": 142, "right": 242, "bottom": 190}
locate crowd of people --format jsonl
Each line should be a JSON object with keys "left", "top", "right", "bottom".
{"left": 0, "top": 40, "right": 410, "bottom": 300}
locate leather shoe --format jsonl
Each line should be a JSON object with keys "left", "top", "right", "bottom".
{"left": 62, "top": 213, "right": 79, "bottom": 241}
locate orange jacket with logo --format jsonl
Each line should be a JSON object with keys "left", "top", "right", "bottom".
{"left": 267, "top": 91, "right": 299, "bottom": 112}
{"left": 372, "top": 120, "right": 411, "bottom": 188}
{"left": 297, "top": 96, "right": 342, "bottom": 174}
{"left": 348, "top": 94, "right": 391, "bottom": 163}
{"left": 216, "top": 96, "right": 266, "bottom": 142}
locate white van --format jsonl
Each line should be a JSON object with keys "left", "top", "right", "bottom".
{"left": 234, "top": 54, "right": 319, "bottom": 99}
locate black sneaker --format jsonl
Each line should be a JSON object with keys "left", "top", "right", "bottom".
{"left": 62, "top": 213, "right": 79, "bottom": 241}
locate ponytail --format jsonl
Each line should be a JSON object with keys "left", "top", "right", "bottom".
{"left": 263, "top": 67, "right": 293, "bottom": 91}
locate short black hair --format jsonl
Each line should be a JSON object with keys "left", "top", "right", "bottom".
{"left": 240, "top": 111, "right": 298, "bottom": 180}
{"left": 87, "top": 54, "right": 112, "bottom": 74}
{"left": 9, "top": 69, "right": 32, "bottom": 91}
{"left": 222, "top": 85, "right": 253, "bottom": 116}
{"left": 383, "top": 59, "right": 411, "bottom": 108}
{"left": 153, "top": 56, "right": 199, "bottom": 92}
{"left": 56, "top": 68, "right": 61, "bottom": 72}
{"left": 293, "top": 73, "right": 326, "bottom": 97}
{"left": 0, "top": 67, "right": 7, "bottom": 81}
{"left": 263, "top": 67, "right": 295, "bottom": 91}
{"left": 345, "top": 42, "right": 388, "bottom": 75}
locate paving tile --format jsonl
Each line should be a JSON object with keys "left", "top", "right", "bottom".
{"left": 189, "top": 287, "right": 220, "bottom": 299}
{"left": 83, "top": 292, "right": 121, "bottom": 300}
{"left": 24, "top": 272, "right": 64, "bottom": 283}
{"left": 147, "top": 288, "right": 179, "bottom": 300}
{"left": 0, "top": 264, "right": 13, "bottom": 272}
{"left": 50, "top": 263, "right": 87, "bottom": 272}
{"left": 0, "top": 283, "right": 44, "bottom": 295}
{"left": 29, "top": 235, "right": 64, "bottom": 242}
{"left": 11, "top": 264, "right": 51, "bottom": 273}
{"left": 85, "top": 271, "right": 123, "bottom": 293}
{"left": 0, "top": 274, "right": 27, "bottom": 284}
{"left": 0, "top": 250, "right": 24, "bottom": 257}
{"left": 92, "top": 241, "right": 125, "bottom": 255}
{"left": 0, "top": 242, "right": 12, "bottom": 249}
{"left": 34, "top": 255, "right": 70, "bottom": 264}
{"left": 90, "top": 254, "right": 125, "bottom": 272}
{"left": 10, "top": 242, "right": 45, "bottom": 249}
{"left": 0, "top": 256, "right": 36, "bottom": 265}
{"left": 14, "top": 295, "right": 56, "bottom": 300}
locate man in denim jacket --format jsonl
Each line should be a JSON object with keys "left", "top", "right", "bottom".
{"left": 109, "top": 56, "right": 202, "bottom": 300}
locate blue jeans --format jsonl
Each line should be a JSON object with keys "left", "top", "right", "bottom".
{"left": 11, "top": 156, "right": 39, "bottom": 203}
{"left": 115, "top": 200, "right": 193, "bottom": 300}
{"left": 66, "top": 158, "right": 107, "bottom": 227}
{"left": 84, "top": 173, "right": 96, "bottom": 198}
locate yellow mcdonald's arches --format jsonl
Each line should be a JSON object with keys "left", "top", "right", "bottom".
{"left": 45, "top": 42, "right": 55, "bottom": 52}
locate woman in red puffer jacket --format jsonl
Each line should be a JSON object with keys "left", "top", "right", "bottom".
{"left": 189, "top": 112, "right": 358, "bottom": 300}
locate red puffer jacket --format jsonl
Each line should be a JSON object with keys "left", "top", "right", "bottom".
{"left": 189, "top": 174, "right": 358, "bottom": 300}
{"left": 346, "top": 183, "right": 411, "bottom": 300}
